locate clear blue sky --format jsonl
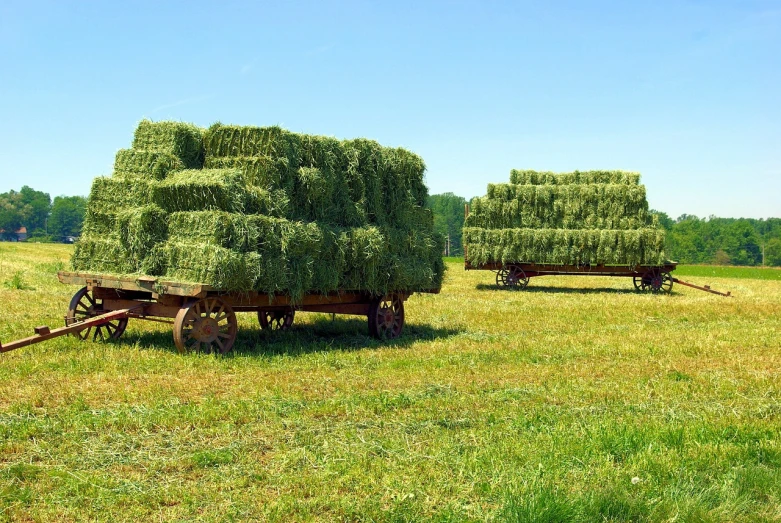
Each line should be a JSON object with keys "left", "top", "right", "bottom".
{"left": 1, "top": 0, "right": 778, "bottom": 219}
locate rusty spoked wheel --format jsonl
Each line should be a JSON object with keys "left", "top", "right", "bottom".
{"left": 496, "top": 265, "right": 529, "bottom": 289}
{"left": 642, "top": 269, "right": 673, "bottom": 294}
{"left": 173, "top": 297, "right": 237, "bottom": 354}
{"left": 368, "top": 295, "right": 405, "bottom": 340}
{"left": 258, "top": 309, "right": 295, "bottom": 331}
{"left": 66, "top": 286, "right": 128, "bottom": 342}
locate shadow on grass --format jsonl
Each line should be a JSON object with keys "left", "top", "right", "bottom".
{"left": 475, "top": 283, "right": 665, "bottom": 296}
{"left": 116, "top": 316, "right": 462, "bottom": 357}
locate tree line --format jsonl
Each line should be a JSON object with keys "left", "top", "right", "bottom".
{"left": 0, "top": 186, "right": 86, "bottom": 242}
{"left": 426, "top": 193, "right": 781, "bottom": 266}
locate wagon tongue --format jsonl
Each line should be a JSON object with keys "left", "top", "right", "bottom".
{"left": 671, "top": 278, "right": 732, "bottom": 297}
{"left": 0, "top": 308, "right": 134, "bottom": 354}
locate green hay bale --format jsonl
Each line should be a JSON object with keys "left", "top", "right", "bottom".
{"left": 167, "top": 211, "right": 259, "bottom": 252}
{"left": 245, "top": 186, "right": 289, "bottom": 217}
{"left": 204, "top": 155, "right": 294, "bottom": 191}
{"left": 278, "top": 220, "right": 324, "bottom": 301}
{"left": 158, "top": 241, "right": 258, "bottom": 291}
{"left": 203, "top": 124, "right": 303, "bottom": 163}
{"left": 71, "top": 235, "right": 137, "bottom": 274}
{"left": 152, "top": 169, "right": 248, "bottom": 213}
{"left": 509, "top": 170, "right": 641, "bottom": 185}
{"left": 383, "top": 147, "right": 428, "bottom": 207}
{"left": 81, "top": 207, "right": 118, "bottom": 236}
{"left": 116, "top": 205, "right": 168, "bottom": 261}
{"left": 85, "top": 177, "right": 154, "bottom": 209}
{"left": 113, "top": 149, "right": 183, "bottom": 180}
{"left": 132, "top": 120, "right": 204, "bottom": 168}
{"left": 463, "top": 227, "right": 666, "bottom": 267}
{"left": 345, "top": 138, "right": 386, "bottom": 225}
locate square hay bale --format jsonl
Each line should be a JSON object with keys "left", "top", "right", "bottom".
{"left": 158, "top": 241, "right": 258, "bottom": 291}
{"left": 152, "top": 169, "right": 248, "bottom": 213}
{"left": 132, "top": 120, "right": 204, "bottom": 168}
{"left": 203, "top": 124, "right": 303, "bottom": 163}
{"left": 167, "top": 211, "right": 259, "bottom": 252}
{"left": 344, "top": 138, "right": 386, "bottom": 225}
{"left": 86, "top": 176, "right": 155, "bottom": 208}
{"left": 113, "top": 149, "right": 184, "bottom": 180}
{"left": 114, "top": 149, "right": 182, "bottom": 179}
{"left": 71, "top": 235, "right": 137, "bottom": 274}
{"left": 204, "top": 155, "right": 294, "bottom": 191}
{"left": 116, "top": 205, "right": 168, "bottom": 260}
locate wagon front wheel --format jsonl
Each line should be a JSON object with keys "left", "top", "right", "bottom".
{"left": 173, "top": 297, "right": 237, "bottom": 354}
{"left": 633, "top": 275, "right": 647, "bottom": 292}
{"left": 65, "top": 286, "right": 128, "bottom": 342}
{"left": 368, "top": 295, "right": 404, "bottom": 340}
{"left": 648, "top": 271, "right": 674, "bottom": 294}
{"left": 258, "top": 309, "right": 295, "bottom": 331}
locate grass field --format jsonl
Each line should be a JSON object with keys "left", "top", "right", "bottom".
{"left": 1, "top": 243, "right": 780, "bottom": 522}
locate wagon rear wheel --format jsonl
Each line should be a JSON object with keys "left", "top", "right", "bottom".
{"left": 633, "top": 275, "right": 647, "bottom": 292}
{"left": 173, "top": 297, "right": 237, "bottom": 354}
{"left": 258, "top": 309, "right": 295, "bottom": 331}
{"left": 65, "top": 286, "right": 128, "bottom": 342}
{"left": 497, "top": 265, "right": 529, "bottom": 289}
{"left": 368, "top": 295, "right": 404, "bottom": 340}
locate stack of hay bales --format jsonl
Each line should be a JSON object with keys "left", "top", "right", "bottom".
{"left": 463, "top": 169, "right": 666, "bottom": 267}
{"left": 73, "top": 121, "right": 444, "bottom": 301}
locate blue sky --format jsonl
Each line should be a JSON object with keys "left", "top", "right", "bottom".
{"left": 0, "top": 0, "right": 778, "bottom": 219}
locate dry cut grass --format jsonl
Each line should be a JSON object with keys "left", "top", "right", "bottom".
{"left": 1, "top": 243, "right": 780, "bottom": 521}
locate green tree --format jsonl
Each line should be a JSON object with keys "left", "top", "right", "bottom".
{"left": 765, "top": 238, "right": 781, "bottom": 266}
{"left": 426, "top": 192, "right": 468, "bottom": 256}
{"left": 0, "top": 190, "right": 26, "bottom": 239}
{"left": 48, "top": 196, "right": 87, "bottom": 240}
{"left": 19, "top": 185, "right": 51, "bottom": 233}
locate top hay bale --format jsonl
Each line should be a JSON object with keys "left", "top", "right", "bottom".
{"left": 132, "top": 120, "right": 205, "bottom": 169}
{"left": 509, "top": 169, "right": 640, "bottom": 185}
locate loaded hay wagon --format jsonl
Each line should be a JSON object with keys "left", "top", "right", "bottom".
{"left": 1, "top": 121, "right": 444, "bottom": 354}
{"left": 463, "top": 169, "right": 730, "bottom": 296}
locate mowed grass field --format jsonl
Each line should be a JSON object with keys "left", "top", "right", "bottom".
{"left": 1, "top": 243, "right": 780, "bottom": 522}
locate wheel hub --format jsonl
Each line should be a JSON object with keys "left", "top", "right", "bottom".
{"left": 194, "top": 317, "right": 220, "bottom": 342}
{"left": 382, "top": 308, "right": 394, "bottom": 326}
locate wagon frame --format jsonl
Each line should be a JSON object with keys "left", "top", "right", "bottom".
{"left": 1, "top": 271, "right": 437, "bottom": 354}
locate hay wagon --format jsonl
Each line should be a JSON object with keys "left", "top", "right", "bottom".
{"left": 466, "top": 259, "right": 731, "bottom": 296}
{"left": 465, "top": 259, "right": 681, "bottom": 293}
{"left": 1, "top": 271, "right": 436, "bottom": 354}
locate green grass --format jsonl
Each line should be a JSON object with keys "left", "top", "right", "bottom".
{"left": 675, "top": 264, "right": 781, "bottom": 281}
{"left": 1, "top": 243, "right": 780, "bottom": 521}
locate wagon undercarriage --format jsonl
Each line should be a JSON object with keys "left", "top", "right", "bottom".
{"left": 0, "top": 271, "right": 420, "bottom": 354}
